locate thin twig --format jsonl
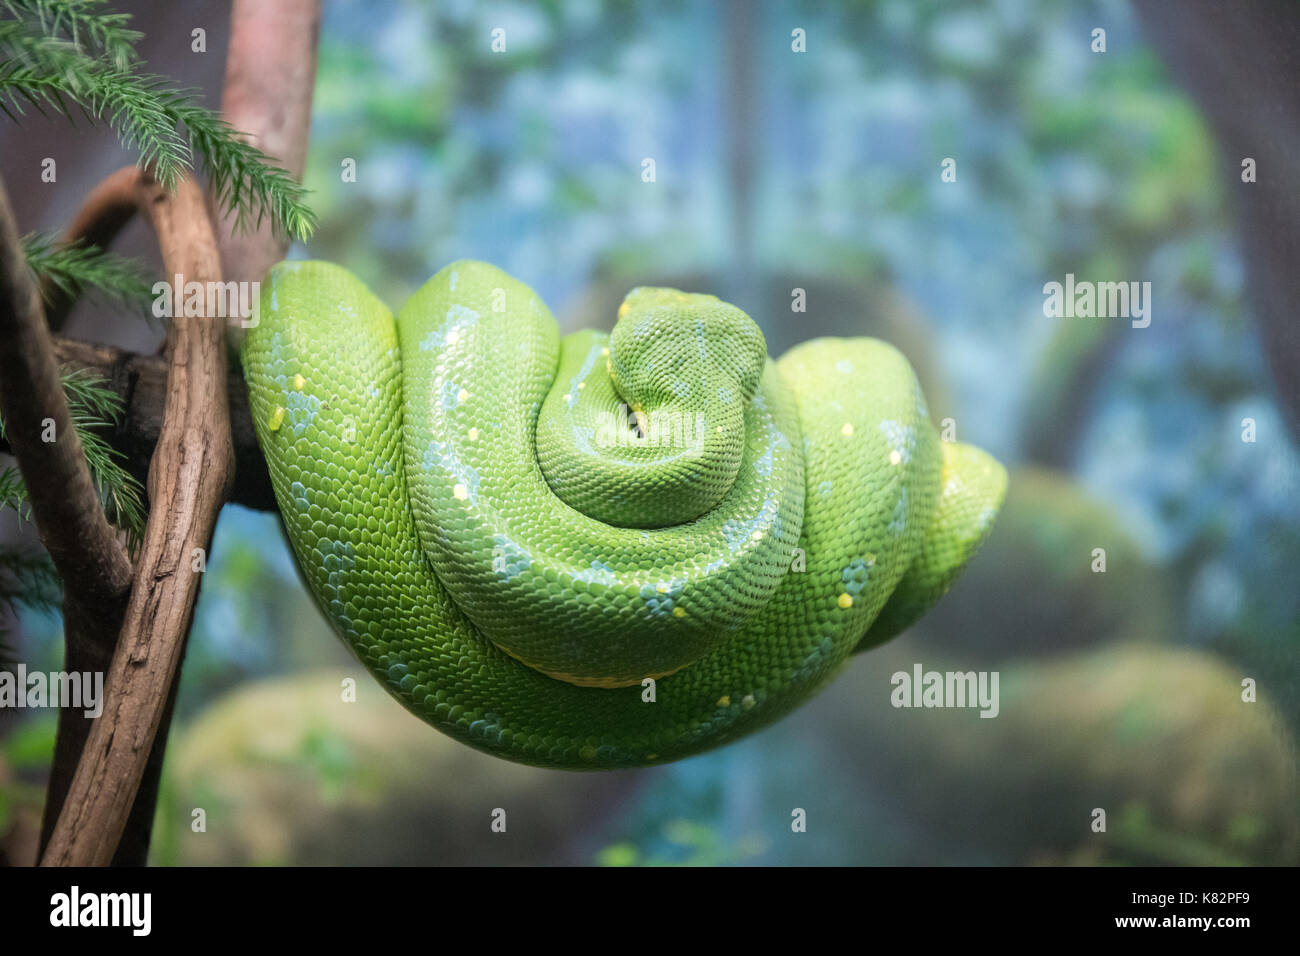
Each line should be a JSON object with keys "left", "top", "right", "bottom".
{"left": 61, "top": 165, "right": 143, "bottom": 255}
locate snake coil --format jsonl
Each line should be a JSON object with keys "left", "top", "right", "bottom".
{"left": 243, "top": 260, "right": 1006, "bottom": 769}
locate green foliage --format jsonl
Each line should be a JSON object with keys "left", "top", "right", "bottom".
{"left": 0, "top": 713, "right": 57, "bottom": 834}
{"left": 0, "top": 2, "right": 318, "bottom": 628}
{"left": 4, "top": 0, "right": 141, "bottom": 70}
{"left": 1, "top": 711, "right": 59, "bottom": 769}
{"left": 57, "top": 366, "right": 146, "bottom": 548}
{"left": 0, "top": 467, "right": 25, "bottom": 515}
{"left": 21, "top": 230, "right": 152, "bottom": 313}
{"left": 0, "top": 367, "right": 144, "bottom": 631}
{"left": 173, "top": 96, "right": 317, "bottom": 239}
{"left": 0, "top": 2, "right": 316, "bottom": 238}
{"left": 0, "top": 545, "right": 62, "bottom": 657}
{"left": 0, "top": 367, "right": 146, "bottom": 554}
{"left": 1110, "top": 803, "right": 1253, "bottom": 867}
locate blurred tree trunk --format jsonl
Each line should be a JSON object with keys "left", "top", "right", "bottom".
{"left": 1134, "top": 0, "right": 1300, "bottom": 442}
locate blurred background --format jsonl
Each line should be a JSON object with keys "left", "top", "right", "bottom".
{"left": 1, "top": 0, "right": 1297, "bottom": 865}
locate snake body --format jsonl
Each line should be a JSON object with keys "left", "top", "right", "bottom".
{"left": 243, "top": 259, "right": 1006, "bottom": 769}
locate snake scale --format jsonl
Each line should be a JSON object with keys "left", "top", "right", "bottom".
{"left": 242, "top": 259, "right": 1007, "bottom": 770}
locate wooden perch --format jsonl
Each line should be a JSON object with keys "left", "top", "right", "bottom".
{"left": 40, "top": 172, "right": 235, "bottom": 867}
{"left": 1, "top": 173, "right": 140, "bottom": 863}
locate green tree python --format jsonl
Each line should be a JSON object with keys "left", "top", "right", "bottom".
{"left": 242, "top": 259, "right": 1007, "bottom": 770}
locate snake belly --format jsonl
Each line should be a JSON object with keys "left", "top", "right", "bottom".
{"left": 242, "top": 259, "right": 1007, "bottom": 770}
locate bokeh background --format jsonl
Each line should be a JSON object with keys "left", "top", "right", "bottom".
{"left": 1, "top": 0, "right": 1297, "bottom": 865}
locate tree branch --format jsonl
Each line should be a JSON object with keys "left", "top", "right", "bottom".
{"left": 2, "top": 171, "right": 141, "bottom": 863}
{"left": 0, "top": 177, "right": 135, "bottom": 617}
{"left": 210, "top": 0, "right": 321, "bottom": 284}
{"left": 29, "top": 302, "right": 271, "bottom": 866}
{"left": 29, "top": 335, "right": 274, "bottom": 512}
{"left": 40, "top": 172, "right": 235, "bottom": 867}
{"left": 12, "top": 0, "right": 317, "bottom": 866}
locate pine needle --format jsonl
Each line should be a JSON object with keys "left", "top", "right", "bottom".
{"left": 4, "top": 0, "right": 141, "bottom": 71}
{"left": 59, "top": 366, "right": 146, "bottom": 549}
{"left": 0, "top": 368, "right": 147, "bottom": 551}
{"left": 0, "top": 467, "right": 28, "bottom": 518}
{"left": 22, "top": 230, "right": 153, "bottom": 313}
{"left": 0, "top": 547, "right": 63, "bottom": 649}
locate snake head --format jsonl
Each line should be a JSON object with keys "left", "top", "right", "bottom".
{"left": 607, "top": 287, "right": 768, "bottom": 413}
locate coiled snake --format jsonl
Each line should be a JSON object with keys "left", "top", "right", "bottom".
{"left": 243, "top": 260, "right": 1006, "bottom": 769}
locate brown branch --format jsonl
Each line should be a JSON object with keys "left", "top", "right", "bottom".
{"left": 30, "top": 333, "right": 271, "bottom": 859}
{"left": 40, "top": 173, "right": 235, "bottom": 867}
{"left": 25, "top": 335, "right": 274, "bottom": 512}
{"left": 0, "top": 178, "right": 135, "bottom": 615}
{"left": 39, "top": 599, "right": 124, "bottom": 861}
{"left": 210, "top": 0, "right": 321, "bottom": 284}
{"left": 1, "top": 173, "right": 139, "bottom": 863}
{"left": 43, "top": 166, "right": 144, "bottom": 332}
{"left": 33, "top": 168, "right": 157, "bottom": 860}
{"left": 0, "top": 337, "right": 272, "bottom": 511}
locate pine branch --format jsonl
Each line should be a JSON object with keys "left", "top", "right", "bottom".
{"left": 0, "top": 466, "right": 27, "bottom": 516}
{"left": 4, "top": 0, "right": 141, "bottom": 71}
{"left": 60, "top": 366, "right": 145, "bottom": 549}
{"left": 0, "top": 334, "right": 279, "bottom": 513}
{"left": 0, "top": 366, "right": 147, "bottom": 550}
{"left": 211, "top": 0, "right": 320, "bottom": 283}
{"left": 177, "top": 99, "right": 317, "bottom": 239}
{"left": 0, "top": 169, "right": 134, "bottom": 637}
{"left": 21, "top": 230, "right": 152, "bottom": 313}
{"left": 0, "top": 547, "right": 62, "bottom": 664}
{"left": 0, "top": 21, "right": 192, "bottom": 186}
{"left": 0, "top": 13, "right": 317, "bottom": 238}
